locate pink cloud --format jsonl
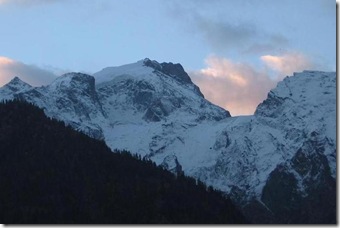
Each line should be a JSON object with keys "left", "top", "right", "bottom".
{"left": 190, "top": 56, "right": 276, "bottom": 116}
{"left": 190, "top": 53, "right": 315, "bottom": 116}
{"left": 261, "top": 52, "right": 313, "bottom": 77}
{"left": 0, "top": 56, "right": 56, "bottom": 87}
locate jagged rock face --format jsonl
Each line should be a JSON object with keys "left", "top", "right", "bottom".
{"left": 94, "top": 59, "right": 229, "bottom": 123}
{"left": 256, "top": 71, "right": 336, "bottom": 178}
{"left": 143, "top": 58, "right": 196, "bottom": 86}
{"left": 258, "top": 129, "right": 336, "bottom": 224}
{"left": 46, "top": 73, "right": 105, "bottom": 121}
{"left": 260, "top": 140, "right": 336, "bottom": 224}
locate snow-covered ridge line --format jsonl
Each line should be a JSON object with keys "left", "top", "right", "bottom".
{"left": 0, "top": 62, "right": 336, "bottom": 223}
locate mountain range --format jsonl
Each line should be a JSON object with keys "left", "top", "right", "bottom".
{"left": 0, "top": 58, "right": 336, "bottom": 223}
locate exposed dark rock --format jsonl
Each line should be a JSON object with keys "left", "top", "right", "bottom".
{"left": 213, "top": 131, "right": 231, "bottom": 150}
{"left": 261, "top": 164, "right": 302, "bottom": 223}
{"left": 143, "top": 100, "right": 169, "bottom": 122}
{"left": 159, "top": 62, "right": 192, "bottom": 84}
{"left": 255, "top": 91, "right": 285, "bottom": 117}
{"left": 260, "top": 138, "right": 336, "bottom": 224}
{"left": 131, "top": 80, "right": 156, "bottom": 109}
{"left": 143, "top": 58, "right": 204, "bottom": 98}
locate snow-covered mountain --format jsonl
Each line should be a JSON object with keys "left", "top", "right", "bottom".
{"left": 1, "top": 73, "right": 106, "bottom": 139}
{"left": 94, "top": 58, "right": 228, "bottom": 123}
{"left": 0, "top": 59, "right": 335, "bottom": 223}
{"left": 0, "top": 76, "right": 32, "bottom": 100}
{"left": 93, "top": 59, "right": 230, "bottom": 166}
{"left": 192, "top": 71, "right": 336, "bottom": 223}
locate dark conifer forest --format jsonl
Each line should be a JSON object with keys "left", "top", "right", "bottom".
{"left": 0, "top": 100, "right": 247, "bottom": 224}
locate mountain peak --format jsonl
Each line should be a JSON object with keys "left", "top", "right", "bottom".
{"left": 10, "top": 76, "right": 21, "bottom": 83}
{"left": 255, "top": 71, "right": 336, "bottom": 118}
{"left": 142, "top": 58, "right": 193, "bottom": 84}
{"left": 48, "top": 72, "right": 97, "bottom": 101}
{"left": 94, "top": 59, "right": 204, "bottom": 97}
{"left": 8, "top": 76, "right": 29, "bottom": 85}
{"left": 142, "top": 58, "right": 162, "bottom": 70}
{"left": 3, "top": 76, "right": 32, "bottom": 92}
{"left": 51, "top": 72, "right": 95, "bottom": 87}
{"left": 60, "top": 72, "right": 94, "bottom": 81}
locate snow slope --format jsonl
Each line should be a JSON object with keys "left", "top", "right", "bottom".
{"left": 92, "top": 58, "right": 231, "bottom": 174}
{"left": 194, "top": 71, "right": 336, "bottom": 194}
{"left": 190, "top": 71, "right": 336, "bottom": 222}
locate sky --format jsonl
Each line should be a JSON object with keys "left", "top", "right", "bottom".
{"left": 0, "top": 0, "right": 336, "bottom": 116}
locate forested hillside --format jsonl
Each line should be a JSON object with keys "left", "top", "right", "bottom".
{"left": 0, "top": 100, "right": 247, "bottom": 224}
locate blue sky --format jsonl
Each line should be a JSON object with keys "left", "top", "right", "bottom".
{"left": 0, "top": 0, "right": 335, "bottom": 115}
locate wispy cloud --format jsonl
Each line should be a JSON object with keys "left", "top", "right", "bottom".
{"left": 164, "top": 1, "right": 289, "bottom": 54}
{"left": 0, "top": 56, "right": 56, "bottom": 87}
{"left": 194, "top": 16, "right": 257, "bottom": 51}
{"left": 190, "top": 53, "right": 315, "bottom": 116}
{"left": 243, "top": 34, "right": 289, "bottom": 55}
{"left": 194, "top": 17, "right": 289, "bottom": 54}
{"left": 261, "top": 52, "right": 314, "bottom": 76}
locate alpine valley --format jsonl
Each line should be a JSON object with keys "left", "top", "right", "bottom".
{"left": 0, "top": 58, "right": 336, "bottom": 223}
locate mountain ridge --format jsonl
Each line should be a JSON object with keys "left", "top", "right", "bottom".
{"left": 0, "top": 60, "right": 336, "bottom": 223}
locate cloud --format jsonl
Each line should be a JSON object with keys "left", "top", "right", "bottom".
{"left": 261, "top": 52, "right": 314, "bottom": 76}
{"left": 163, "top": 1, "right": 290, "bottom": 54}
{"left": 0, "top": 56, "right": 57, "bottom": 87}
{"left": 190, "top": 53, "right": 315, "bottom": 116}
{"left": 194, "top": 16, "right": 257, "bottom": 51}
{"left": 169, "top": 6, "right": 259, "bottom": 52}
{"left": 191, "top": 56, "right": 276, "bottom": 116}
{"left": 193, "top": 16, "right": 290, "bottom": 54}
{"left": 243, "top": 34, "right": 289, "bottom": 55}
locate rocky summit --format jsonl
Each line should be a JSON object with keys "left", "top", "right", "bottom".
{"left": 0, "top": 59, "right": 335, "bottom": 224}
